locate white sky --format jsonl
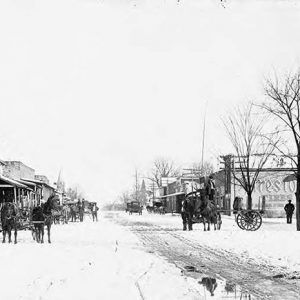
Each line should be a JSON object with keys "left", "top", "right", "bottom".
{"left": 0, "top": 0, "right": 300, "bottom": 203}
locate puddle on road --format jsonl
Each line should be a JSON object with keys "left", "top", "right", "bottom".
{"left": 183, "top": 266, "right": 256, "bottom": 299}
{"left": 198, "top": 277, "right": 255, "bottom": 299}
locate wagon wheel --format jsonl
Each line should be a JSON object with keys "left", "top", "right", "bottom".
{"left": 236, "top": 211, "right": 262, "bottom": 231}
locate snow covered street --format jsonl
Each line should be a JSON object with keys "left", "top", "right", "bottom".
{"left": 0, "top": 216, "right": 204, "bottom": 300}
{"left": 109, "top": 211, "right": 300, "bottom": 299}
{"left": 1, "top": 212, "right": 299, "bottom": 300}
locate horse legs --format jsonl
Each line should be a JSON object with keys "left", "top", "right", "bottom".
{"left": 47, "top": 224, "right": 51, "bottom": 243}
{"left": 41, "top": 226, "right": 44, "bottom": 243}
{"left": 181, "top": 213, "right": 187, "bottom": 231}
{"left": 188, "top": 213, "right": 193, "bottom": 231}
{"left": 31, "top": 228, "right": 36, "bottom": 241}
{"left": 14, "top": 227, "right": 17, "bottom": 244}
{"left": 2, "top": 230, "right": 6, "bottom": 243}
{"left": 8, "top": 227, "right": 12, "bottom": 243}
{"left": 34, "top": 225, "right": 40, "bottom": 243}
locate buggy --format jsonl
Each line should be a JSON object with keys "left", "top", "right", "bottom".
{"left": 126, "top": 201, "right": 142, "bottom": 215}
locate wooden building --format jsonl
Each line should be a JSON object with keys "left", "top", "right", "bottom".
{"left": 0, "top": 174, "right": 32, "bottom": 207}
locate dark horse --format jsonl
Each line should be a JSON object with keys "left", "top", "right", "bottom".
{"left": 0, "top": 202, "right": 18, "bottom": 243}
{"left": 181, "top": 190, "right": 221, "bottom": 231}
{"left": 31, "top": 195, "right": 59, "bottom": 243}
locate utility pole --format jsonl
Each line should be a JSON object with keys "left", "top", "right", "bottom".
{"left": 201, "top": 101, "right": 208, "bottom": 169}
{"left": 153, "top": 181, "right": 155, "bottom": 203}
{"left": 135, "top": 169, "right": 139, "bottom": 202}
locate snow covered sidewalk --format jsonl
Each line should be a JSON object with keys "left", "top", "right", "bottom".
{"left": 0, "top": 218, "right": 203, "bottom": 300}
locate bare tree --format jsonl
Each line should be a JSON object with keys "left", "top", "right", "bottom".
{"left": 150, "top": 157, "right": 181, "bottom": 188}
{"left": 223, "top": 103, "right": 279, "bottom": 209}
{"left": 260, "top": 71, "right": 300, "bottom": 230}
{"left": 119, "top": 191, "right": 131, "bottom": 204}
{"left": 191, "top": 161, "right": 215, "bottom": 177}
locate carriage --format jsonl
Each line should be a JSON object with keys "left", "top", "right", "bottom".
{"left": 0, "top": 195, "right": 60, "bottom": 243}
{"left": 0, "top": 206, "right": 34, "bottom": 233}
{"left": 185, "top": 189, "right": 263, "bottom": 231}
{"left": 146, "top": 201, "right": 166, "bottom": 214}
{"left": 126, "top": 201, "right": 142, "bottom": 215}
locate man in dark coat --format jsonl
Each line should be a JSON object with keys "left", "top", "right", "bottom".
{"left": 91, "top": 203, "right": 99, "bottom": 222}
{"left": 206, "top": 175, "right": 216, "bottom": 202}
{"left": 78, "top": 199, "right": 84, "bottom": 222}
{"left": 284, "top": 200, "right": 295, "bottom": 224}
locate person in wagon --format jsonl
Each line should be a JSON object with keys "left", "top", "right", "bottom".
{"left": 206, "top": 175, "right": 216, "bottom": 202}
{"left": 284, "top": 200, "right": 295, "bottom": 224}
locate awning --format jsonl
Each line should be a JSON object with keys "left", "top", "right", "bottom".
{"left": 0, "top": 175, "right": 31, "bottom": 189}
{"left": 159, "top": 192, "right": 185, "bottom": 199}
{"left": 17, "top": 179, "right": 37, "bottom": 187}
{"left": 21, "top": 178, "right": 56, "bottom": 190}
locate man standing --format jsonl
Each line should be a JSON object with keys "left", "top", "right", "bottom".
{"left": 78, "top": 199, "right": 84, "bottom": 222}
{"left": 92, "top": 203, "right": 99, "bottom": 222}
{"left": 284, "top": 200, "right": 295, "bottom": 224}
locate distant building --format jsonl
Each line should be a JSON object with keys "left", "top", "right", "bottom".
{"left": 0, "top": 161, "right": 56, "bottom": 207}
{"left": 34, "top": 175, "right": 50, "bottom": 185}
{"left": 160, "top": 176, "right": 201, "bottom": 214}
{"left": 216, "top": 155, "right": 297, "bottom": 217}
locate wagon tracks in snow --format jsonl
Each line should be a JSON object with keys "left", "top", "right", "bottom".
{"left": 134, "top": 262, "right": 155, "bottom": 300}
{"left": 113, "top": 216, "right": 300, "bottom": 300}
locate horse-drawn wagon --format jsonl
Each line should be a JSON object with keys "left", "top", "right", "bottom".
{"left": 0, "top": 195, "right": 60, "bottom": 243}
{"left": 126, "top": 201, "right": 142, "bottom": 215}
{"left": 182, "top": 189, "right": 263, "bottom": 231}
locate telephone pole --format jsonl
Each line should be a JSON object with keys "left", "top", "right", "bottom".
{"left": 201, "top": 101, "right": 208, "bottom": 169}
{"left": 135, "top": 169, "right": 139, "bottom": 202}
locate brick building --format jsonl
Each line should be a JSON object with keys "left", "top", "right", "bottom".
{"left": 216, "top": 155, "right": 296, "bottom": 217}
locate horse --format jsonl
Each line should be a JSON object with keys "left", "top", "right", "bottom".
{"left": 0, "top": 202, "right": 18, "bottom": 243}
{"left": 181, "top": 191, "right": 221, "bottom": 231}
{"left": 31, "top": 195, "right": 59, "bottom": 243}
{"left": 181, "top": 196, "right": 195, "bottom": 231}
{"left": 146, "top": 205, "right": 154, "bottom": 213}
{"left": 31, "top": 205, "right": 45, "bottom": 243}
{"left": 200, "top": 197, "right": 222, "bottom": 231}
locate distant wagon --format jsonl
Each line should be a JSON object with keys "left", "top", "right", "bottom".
{"left": 126, "top": 201, "right": 142, "bottom": 215}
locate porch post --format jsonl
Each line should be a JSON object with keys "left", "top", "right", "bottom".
{"left": 14, "top": 187, "right": 17, "bottom": 203}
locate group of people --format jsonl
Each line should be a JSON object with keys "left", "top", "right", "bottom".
{"left": 69, "top": 200, "right": 99, "bottom": 222}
